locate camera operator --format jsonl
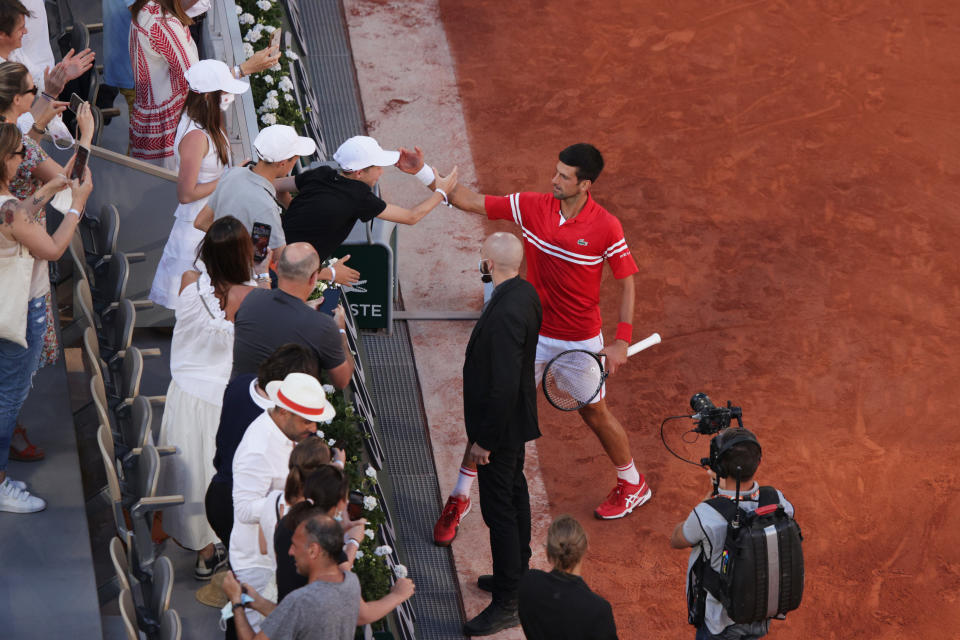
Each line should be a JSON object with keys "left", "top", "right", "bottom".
{"left": 669, "top": 427, "right": 794, "bottom": 640}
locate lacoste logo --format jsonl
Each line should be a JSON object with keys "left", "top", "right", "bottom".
{"left": 577, "top": 239, "right": 588, "bottom": 246}
{"left": 343, "top": 280, "right": 368, "bottom": 294}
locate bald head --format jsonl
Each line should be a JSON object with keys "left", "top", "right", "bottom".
{"left": 482, "top": 232, "right": 523, "bottom": 273}
{"left": 277, "top": 243, "right": 320, "bottom": 282}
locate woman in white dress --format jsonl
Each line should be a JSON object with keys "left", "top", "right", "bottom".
{"left": 157, "top": 215, "right": 270, "bottom": 578}
{"left": 149, "top": 59, "right": 250, "bottom": 309}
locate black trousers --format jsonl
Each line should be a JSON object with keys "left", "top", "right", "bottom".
{"left": 476, "top": 444, "right": 531, "bottom": 605}
{"left": 205, "top": 480, "right": 233, "bottom": 552}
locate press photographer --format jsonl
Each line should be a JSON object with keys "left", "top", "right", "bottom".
{"left": 668, "top": 406, "right": 803, "bottom": 640}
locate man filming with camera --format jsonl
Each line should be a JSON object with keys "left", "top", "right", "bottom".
{"left": 670, "top": 427, "right": 797, "bottom": 640}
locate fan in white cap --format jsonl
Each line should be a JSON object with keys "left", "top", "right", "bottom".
{"left": 265, "top": 372, "right": 335, "bottom": 422}
{"left": 185, "top": 59, "right": 251, "bottom": 96}
{"left": 254, "top": 125, "right": 318, "bottom": 163}
{"left": 333, "top": 136, "right": 401, "bottom": 172}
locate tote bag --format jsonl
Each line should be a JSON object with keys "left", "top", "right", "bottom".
{"left": 0, "top": 240, "right": 34, "bottom": 348}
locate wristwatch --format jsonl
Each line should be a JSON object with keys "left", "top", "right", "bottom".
{"left": 232, "top": 601, "right": 246, "bottom": 611}
{"left": 254, "top": 272, "right": 270, "bottom": 281}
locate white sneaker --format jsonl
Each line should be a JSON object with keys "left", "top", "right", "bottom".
{"left": 0, "top": 478, "right": 46, "bottom": 513}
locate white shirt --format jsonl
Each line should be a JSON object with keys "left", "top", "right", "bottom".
{"left": 230, "top": 410, "right": 295, "bottom": 571}
{"left": 0, "top": 49, "right": 74, "bottom": 146}
{"left": 21, "top": 0, "right": 55, "bottom": 78}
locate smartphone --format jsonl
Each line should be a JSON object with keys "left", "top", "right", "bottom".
{"left": 251, "top": 222, "right": 271, "bottom": 263}
{"left": 70, "top": 145, "right": 89, "bottom": 183}
{"left": 68, "top": 92, "right": 84, "bottom": 115}
{"left": 270, "top": 27, "right": 282, "bottom": 49}
{"left": 347, "top": 489, "right": 364, "bottom": 521}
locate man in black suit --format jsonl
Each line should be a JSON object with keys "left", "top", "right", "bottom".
{"left": 461, "top": 232, "right": 543, "bottom": 637}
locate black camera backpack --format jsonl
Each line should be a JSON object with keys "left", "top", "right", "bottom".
{"left": 689, "top": 486, "right": 804, "bottom": 626}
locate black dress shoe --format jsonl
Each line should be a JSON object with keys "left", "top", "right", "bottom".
{"left": 463, "top": 601, "right": 519, "bottom": 636}
{"left": 476, "top": 574, "right": 494, "bottom": 592}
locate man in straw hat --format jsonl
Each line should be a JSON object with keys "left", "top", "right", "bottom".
{"left": 229, "top": 372, "right": 334, "bottom": 632}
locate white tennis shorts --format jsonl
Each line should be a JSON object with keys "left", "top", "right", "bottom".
{"left": 534, "top": 332, "right": 605, "bottom": 404}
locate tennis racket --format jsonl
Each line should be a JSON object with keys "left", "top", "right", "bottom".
{"left": 542, "top": 333, "right": 662, "bottom": 411}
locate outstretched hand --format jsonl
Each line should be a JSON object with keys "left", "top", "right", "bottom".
{"left": 333, "top": 254, "right": 360, "bottom": 286}
{"left": 395, "top": 146, "right": 425, "bottom": 174}
{"left": 434, "top": 166, "right": 458, "bottom": 195}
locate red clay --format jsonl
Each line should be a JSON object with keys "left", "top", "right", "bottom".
{"left": 438, "top": 1, "right": 960, "bottom": 637}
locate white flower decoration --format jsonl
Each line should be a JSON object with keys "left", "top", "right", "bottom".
{"left": 264, "top": 25, "right": 276, "bottom": 33}
{"left": 374, "top": 545, "right": 393, "bottom": 557}
{"left": 394, "top": 564, "right": 408, "bottom": 579}
{"left": 235, "top": 5, "right": 242, "bottom": 14}
{"left": 284, "top": 93, "right": 294, "bottom": 102}
{"left": 260, "top": 112, "right": 277, "bottom": 125}
{"left": 327, "top": 438, "right": 336, "bottom": 447}
{"left": 270, "top": 63, "right": 282, "bottom": 71}
{"left": 364, "top": 528, "right": 375, "bottom": 540}
{"left": 242, "top": 42, "right": 254, "bottom": 58}
{"left": 363, "top": 496, "right": 378, "bottom": 511}
{"left": 315, "top": 430, "right": 324, "bottom": 439}
{"left": 355, "top": 550, "right": 364, "bottom": 559}
{"left": 239, "top": 12, "right": 254, "bottom": 25}
{"left": 263, "top": 74, "right": 274, "bottom": 85}
{"left": 256, "top": 0, "right": 272, "bottom": 10}
{"left": 263, "top": 96, "right": 279, "bottom": 110}
{"left": 278, "top": 76, "right": 294, "bottom": 92}
{"left": 244, "top": 28, "right": 262, "bottom": 43}
{"left": 365, "top": 465, "right": 377, "bottom": 479}
{"left": 323, "top": 384, "right": 335, "bottom": 395}
{"left": 285, "top": 49, "right": 299, "bottom": 61}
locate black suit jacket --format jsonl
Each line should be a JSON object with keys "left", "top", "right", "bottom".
{"left": 463, "top": 276, "right": 542, "bottom": 451}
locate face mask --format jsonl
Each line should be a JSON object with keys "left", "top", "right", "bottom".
{"left": 478, "top": 259, "right": 492, "bottom": 284}
{"left": 220, "top": 93, "right": 236, "bottom": 111}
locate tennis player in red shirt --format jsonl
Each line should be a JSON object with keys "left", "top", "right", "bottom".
{"left": 400, "top": 144, "right": 652, "bottom": 543}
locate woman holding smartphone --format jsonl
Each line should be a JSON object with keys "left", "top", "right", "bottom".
{"left": 0, "top": 122, "right": 93, "bottom": 512}
{"left": 149, "top": 60, "right": 250, "bottom": 309}
{"left": 0, "top": 61, "right": 94, "bottom": 462}
{"left": 156, "top": 215, "right": 270, "bottom": 578}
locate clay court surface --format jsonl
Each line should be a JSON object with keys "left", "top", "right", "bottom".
{"left": 423, "top": 1, "right": 960, "bottom": 638}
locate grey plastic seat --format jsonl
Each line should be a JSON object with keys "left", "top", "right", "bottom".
{"left": 148, "top": 555, "right": 174, "bottom": 621}
{"left": 109, "top": 536, "right": 131, "bottom": 593}
{"left": 118, "top": 587, "right": 139, "bottom": 640}
{"left": 159, "top": 609, "right": 181, "bottom": 640}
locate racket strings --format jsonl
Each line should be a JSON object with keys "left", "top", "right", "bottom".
{"left": 543, "top": 351, "right": 605, "bottom": 410}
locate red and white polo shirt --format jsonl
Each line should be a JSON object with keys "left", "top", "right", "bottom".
{"left": 486, "top": 192, "right": 638, "bottom": 341}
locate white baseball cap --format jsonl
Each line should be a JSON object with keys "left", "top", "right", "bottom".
{"left": 254, "top": 125, "right": 317, "bottom": 163}
{"left": 333, "top": 135, "right": 400, "bottom": 171}
{"left": 185, "top": 59, "right": 250, "bottom": 95}
{"left": 265, "top": 373, "right": 336, "bottom": 423}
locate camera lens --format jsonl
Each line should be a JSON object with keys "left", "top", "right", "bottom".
{"left": 690, "top": 393, "right": 715, "bottom": 414}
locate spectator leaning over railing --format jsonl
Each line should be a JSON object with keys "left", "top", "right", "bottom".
{"left": 149, "top": 59, "right": 251, "bottom": 310}
{"left": 156, "top": 215, "right": 270, "bottom": 580}
{"left": 128, "top": 0, "right": 278, "bottom": 168}
{"left": 205, "top": 343, "right": 320, "bottom": 557}
{"left": 230, "top": 242, "right": 354, "bottom": 387}
{"left": 0, "top": 0, "right": 94, "bottom": 147}
{"left": 230, "top": 372, "right": 334, "bottom": 633}
{"left": 0, "top": 121, "right": 92, "bottom": 513}
{"left": 517, "top": 515, "right": 619, "bottom": 640}
{"left": 273, "top": 464, "right": 365, "bottom": 603}
{"left": 0, "top": 61, "right": 94, "bottom": 463}
{"left": 223, "top": 513, "right": 416, "bottom": 640}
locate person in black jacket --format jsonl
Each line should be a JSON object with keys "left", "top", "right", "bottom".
{"left": 519, "top": 515, "right": 619, "bottom": 640}
{"left": 461, "top": 232, "right": 542, "bottom": 637}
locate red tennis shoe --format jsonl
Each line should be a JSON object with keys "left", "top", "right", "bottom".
{"left": 594, "top": 477, "right": 652, "bottom": 520}
{"left": 433, "top": 494, "right": 471, "bottom": 546}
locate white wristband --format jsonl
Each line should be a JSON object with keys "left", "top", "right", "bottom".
{"left": 67, "top": 208, "right": 82, "bottom": 220}
{"left": 344, "top": 537, "right": 360, "bottom": 549}
{"left": 328, "top": 265, "right": 336, "bottom": 283}
{"left": 435, "top": 188, "right": 449, "bottom": 206}
{"left": 415, "top": 163, "right": 435, "bottom": 186}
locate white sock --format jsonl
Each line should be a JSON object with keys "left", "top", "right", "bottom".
{"left": 615, "top": 459, "right": 641, "bottom": 485}
{"left": 452, "top": 466, "right": 477, "bottom": 497}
